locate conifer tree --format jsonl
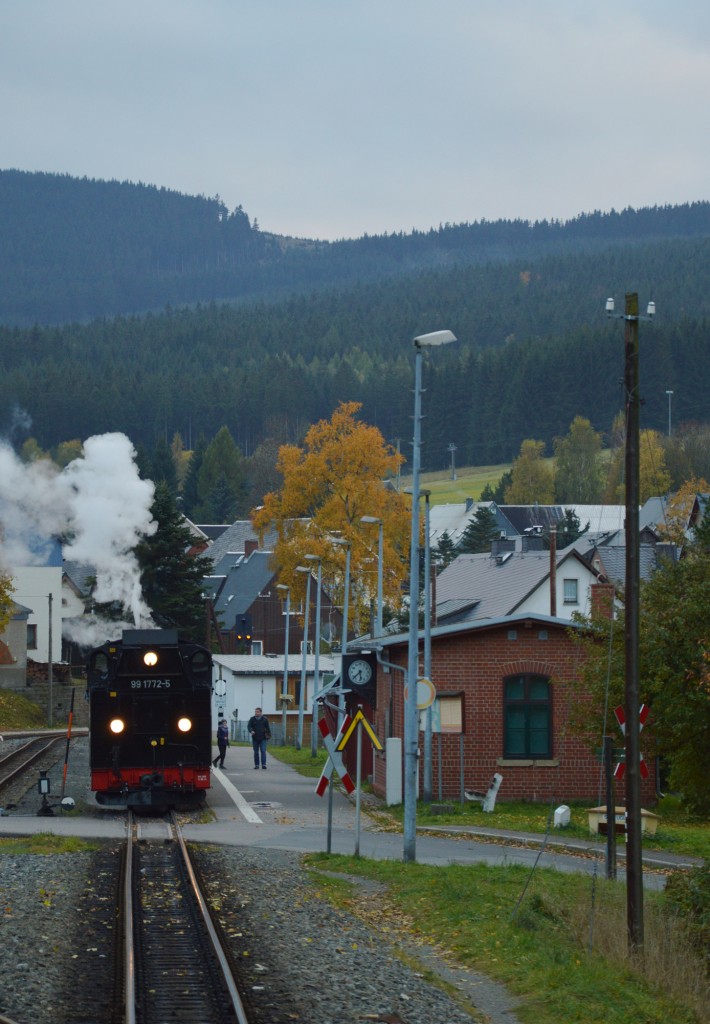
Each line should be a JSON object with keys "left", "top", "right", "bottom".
{"left": 458, "top": 506, "right": 499, "bottom": 553}
{"left": 135, "top": 482, "right": 206, "bottom": 641}
{"left": 434, "top": 530, "right": 457, "bottom": 569}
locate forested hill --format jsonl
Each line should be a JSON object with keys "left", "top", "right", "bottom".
{"left": 2, "top": 168, "right": 710, "bottom": 325}
{"left": 2, "top": 226, "right": 710, "bottom": 468}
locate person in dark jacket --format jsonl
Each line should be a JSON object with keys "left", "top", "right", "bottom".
{"left": 248, "top": 707, "right": 271, "bottom": 768}
{"left": 213, "top": 718, "right": 229, "bottom": 768}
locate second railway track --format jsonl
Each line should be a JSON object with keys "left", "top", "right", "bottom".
{"left": 122, "top": 811, "right": 249, "bottom": 1024}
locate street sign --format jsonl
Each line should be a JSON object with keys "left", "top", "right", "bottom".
{"left": 613, "top": 704, "right": 650, "bottom": 780}
{"left": 336, "top": 708, "right": 383, "bottom": 752}
{"left": 315, "top": 716, "right": 355, "bottom": 796}
{"left": 404, "top": 677, "right": 437, "bottom": 710}
{"left": 614, "top": 703, "right": 649, "bottom": 736}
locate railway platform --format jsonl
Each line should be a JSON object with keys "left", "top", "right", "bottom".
{"left": 0, "top": 739, "right": 701, "bottom": 887}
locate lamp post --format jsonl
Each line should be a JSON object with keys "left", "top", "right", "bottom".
{"left": 665, "top": 389, "right": 673, "bottom": 437}
{"left": 360, "top": 515, "right": 383, "bottom": 638}
{"left": 405, "top": 329, "right": 457, "bottom": 862}
{"left": 606, "top": 294, "right": 655, "bottom": 955}
{"left": 305, "top": 554, "right": 322, "bottom": 757}
{"left": 276, "top": 583, "right": 290, "bottom": 742}
{"left": 331, "top": 538, "right": 351, "bottom": 720}
{"left": 422, "top": 489, "right": 433, "bottom": 803}
{"left": 295, "top": 565, "right": 312, "bottom": 750}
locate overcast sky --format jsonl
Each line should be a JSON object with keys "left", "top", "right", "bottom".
{"left": 3, "top": 1, "right": 710, "bottom": 240}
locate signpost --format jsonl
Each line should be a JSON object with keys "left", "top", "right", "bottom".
{"left": 335, "top": 707, "right": 383, "bottom": 856}
{"left": 403, "top": 677, "right": 437, "bottom": 710}
{"left": 613, "top": 704, "right": 650, "bottom": 781}
{"left": 315, "top": 715, "right": 354, "bottom": 853}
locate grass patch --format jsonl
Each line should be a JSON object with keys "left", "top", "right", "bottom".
{"left": 269, "top": 744, "right": 328, "bottom": 778}
{"left": 0, "top": 689, "right": 47, "bottom": 730}
{"left": 0, "top": 834, "right": 100, "bottom": 854}
{"left": 305, "top": 853, "right": 709, "bottom": 1024}
{"left": 381, "top": 796, "right": 710, "bottom": 862}
{"left": 400, "top": 462, "right": 512, "bottom": 503}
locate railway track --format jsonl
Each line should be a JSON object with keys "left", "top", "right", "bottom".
{"left": 0, "top": 736, "right": 65, "bottom": 800}
{"left": 120, "top": 811, "right": 249, "bottom": 1024}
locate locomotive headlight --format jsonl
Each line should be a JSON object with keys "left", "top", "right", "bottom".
{"left": 109, "top": 718, "right": 125, "bottom": 734}
{"left": 143, "top": 650, "right": 159, "bottom": 667}
{"left": 177, "top": 717, "right": 192, "bottom": 733}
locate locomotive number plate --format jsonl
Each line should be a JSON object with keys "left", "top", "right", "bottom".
{"left": 130, "top": 679, "right": 172, "bottom": 689}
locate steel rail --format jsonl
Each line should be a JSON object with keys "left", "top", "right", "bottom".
{"left": 123, "top": 812, "right": 137, "bottom": 1024}
{"left": 171, "top": 812, "right": 249, "bottom": 1024}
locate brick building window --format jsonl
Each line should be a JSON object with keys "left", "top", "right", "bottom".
{"left": 504, "top": 674, "right": 551, "bottom": 758}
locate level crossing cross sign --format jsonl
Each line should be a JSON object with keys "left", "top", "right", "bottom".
{"left": 315, "top": 715, "right": 355, "bottom": 797}
{"left": 613, "top": 704, "right": 650, "bottom": 780}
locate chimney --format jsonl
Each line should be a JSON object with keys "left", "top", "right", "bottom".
{"left": 244, "top": 538, "right": 259, "bottom": 558}
{"left": 521, "top": 535, "right": 545, "bottom": 553}
{"left": 491, "top": 537, "right": 515, "bottom": 557}
{"left": 549, "top": 526, "right": 557, "bottom": 616}
{"left": 591, "top": 582, "right": 615, "bottom": 619}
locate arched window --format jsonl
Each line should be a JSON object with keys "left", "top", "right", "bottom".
{"left": 504, "top": 674, "right": 551, "bottom": 758}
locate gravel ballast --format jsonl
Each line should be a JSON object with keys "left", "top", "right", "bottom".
{"left": 0, "top": 738, "right": 523, "bottom": 1024}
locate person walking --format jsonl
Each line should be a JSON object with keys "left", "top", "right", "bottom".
{"left": 213, "top": 718, "right": 229, "bottom": 768}
{"left": 248, "top": 707, "right": 271, "bottom": 768}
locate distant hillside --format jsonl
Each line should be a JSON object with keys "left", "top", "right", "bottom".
{"left": 2, "top": 225, "right": 710, "bottom": 467}
{"left": 2, "top": 169, "right": 710, "bottom": 325}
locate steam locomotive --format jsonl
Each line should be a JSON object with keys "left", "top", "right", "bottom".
{"left": 86, "top": 628, "right": 213, "bottom": 810}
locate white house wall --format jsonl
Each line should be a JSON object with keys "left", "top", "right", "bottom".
{"left": 11, "top": 566, "right": 63, "bottom": 663}
{"left": 211, "top": 654, "right": 336, "bottom": 737}
{"left": 518, "top": 567, "right": 594, "bottom": 619}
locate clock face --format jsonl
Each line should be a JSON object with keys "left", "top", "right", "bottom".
{"left": 347, "top": 658, "right": 373, "bottom": 685}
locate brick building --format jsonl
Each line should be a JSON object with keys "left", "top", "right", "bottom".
{"left": 368, "top": 610, "right": 656, "bottom": 806}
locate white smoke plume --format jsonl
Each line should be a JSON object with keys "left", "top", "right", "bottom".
{"left": 0, "top": 432, "right": 157, "bottom": 637}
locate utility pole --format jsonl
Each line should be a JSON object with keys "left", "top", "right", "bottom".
{"left": 665, "top": 389, "right": 673, "bottom": 437}
{"left": 623, "top": 292, "right": 643, "bottom": 955}
{"left": 48, "top": 593, "right": 53, "bottom": 728}
{"left": 448, "top": 442, "right": 457, "bottom": 480}
{"left": 607, "top": 292, "right": 655, "bottom": 956}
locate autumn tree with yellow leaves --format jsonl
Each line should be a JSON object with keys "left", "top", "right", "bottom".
{"left": 252, "top": 402, "right": 411, "bottom": 634}
{"left": 0, "top": 572, "right": 14, "bottom": 635}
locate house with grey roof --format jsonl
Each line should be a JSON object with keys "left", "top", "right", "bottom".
{"left": 205, "top": 544, "right": 343, "bottom": 659}
{"left": 435, "top": 541, "right": 604, "bottom": 625}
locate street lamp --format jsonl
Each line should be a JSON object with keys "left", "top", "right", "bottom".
{"left": 421, "top": 489, "right": 433, "bottom": 803}
{"left": 331, "top": 537, "right": 351, "bottom": 721}
{"left": 295, "top": 565, "right": 313, "bottom": 750}
{"left": 360, "top": 515, "right": 383, "bottom": 638}
{"left": 276, "top": 583, "right": 290, "bottom": 741}
{"left": 305, "top": 554, "right": 322, "bottom": 757}
{"left": 665, "top": 390, "right": 673, "bottom": 437}
{"left": 606, "top": 294, "right": 655, "bottom": 954}
{"left": 405, "top": 329, "right": 457, "bottom": 862}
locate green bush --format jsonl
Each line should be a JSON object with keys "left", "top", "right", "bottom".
{"left": 664, "top": 864, "right": 710, "bottom": 972}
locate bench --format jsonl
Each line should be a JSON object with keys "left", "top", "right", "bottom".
{"left": 464, "top": 772, "right": 503, "bottom": 812}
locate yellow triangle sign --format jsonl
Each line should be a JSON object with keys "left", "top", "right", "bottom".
{"left": 336, "top": 708, "right": 383, "bottom": 751}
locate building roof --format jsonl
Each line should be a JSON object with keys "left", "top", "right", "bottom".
{"left": 192, "top": 523, "right": 231, "bottom": 542}
{"left": 369, "top": 610, "right": 586, "bottom": 652}
{"left": 63, "top": 560, "right": 95, "bottom": 597}
{"left": 214, "top": 653, "right": 336, "bottom": 676}
{"left": 497, "top": 504, "right": 626, "bottom": 537}
{"left": 434, "top": 544, "right": 599, "bottom": 623}
{"left": 210, "top": 550, "right": 276, "bottom": 628}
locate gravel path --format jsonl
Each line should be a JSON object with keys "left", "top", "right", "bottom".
{"left": 0, "top": 738, "right": 524, "bottom": 1024}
